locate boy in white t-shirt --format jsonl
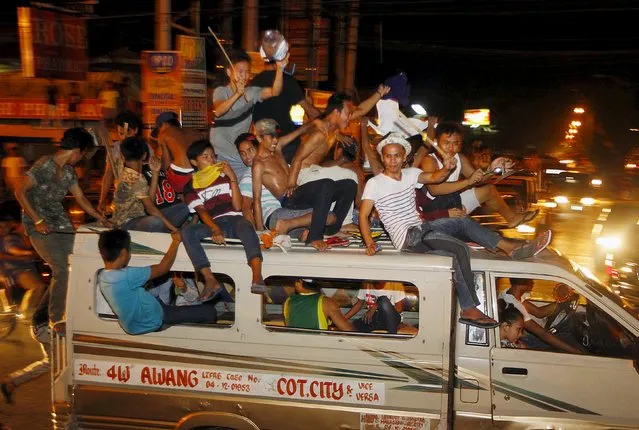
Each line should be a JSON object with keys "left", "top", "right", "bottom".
{"left": 359, "top": 134, "right": 552, "bottom": 329}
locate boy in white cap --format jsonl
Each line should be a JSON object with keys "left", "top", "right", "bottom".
{"left": 359, "top": 134, "right": 552, "bottom": 328}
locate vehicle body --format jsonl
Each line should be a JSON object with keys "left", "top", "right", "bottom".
{"left": 476, "top": 171, "right": 547, "bottom": 238}
{"left": 544, "top": 171, "right": 605, "bottom": 213}
{"left": 592, "top": 201, "right": 639, "bottom": 306}
{"left": 51, "top": 227, "right": 639, "bottom": 429}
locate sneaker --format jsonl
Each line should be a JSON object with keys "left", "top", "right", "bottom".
{"left": 533, "top": 229, "right": 552, "bottom": 256}
{"left": 511, "top": 229, "right": 552, "bottom": 260}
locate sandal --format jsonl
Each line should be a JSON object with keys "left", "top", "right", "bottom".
{"left": 326, "top": 236, "right": 350, "bottom": 247}
{"left": 458, "top": 316, "right": 499, "bottom": 329}
{"left": 511, "top": 209, "right": 540, "bottom": 228}
{"left": 199, "top": 285, "right": 222, "bottom": 302}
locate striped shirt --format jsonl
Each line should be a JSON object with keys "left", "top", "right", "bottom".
{"left": 239, "top": 170, "right": 281, "bottom": 222}
{"left": 183, "top": 174, "right": 242, "bottom": 220}
{"left": 361, "top": 168, "right": 424, "bottom": 249}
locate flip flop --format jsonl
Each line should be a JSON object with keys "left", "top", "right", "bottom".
{"left": 199, "top": 285, "right": 222, "bottom": 302}
{"left": 512, "top": 209, "right": 540, "bottom": 228}
{"left": 458, "top": 317, "right": 499, "bottom": 329}
{"left": 326, "top": 236, "right": 350, "bottom": 247}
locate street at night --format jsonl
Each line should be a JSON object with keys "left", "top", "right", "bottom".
{"left": 1, "top": 0, "right": 639, "bottom": 429}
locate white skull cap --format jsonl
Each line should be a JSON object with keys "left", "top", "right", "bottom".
{"left": 376, "top": 132, "right": 412, "bottom": 156}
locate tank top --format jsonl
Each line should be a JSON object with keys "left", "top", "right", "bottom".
{"left": 284, "top": 293, "right": 329, "bottom": 329}
{"left": 426, "top": 152, "right": 462, "bottom": 199}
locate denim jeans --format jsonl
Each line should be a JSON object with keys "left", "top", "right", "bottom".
{"left": 160, "top": 301, "right": 218, "bottom": 326}
{"left": 284, "top": 179, "right": 357, "bottom": 243}
{"left": 354, "top": 296, "right": 402, "bottom": 334}
{"left": 182, "top": 216, "right": 262, "bottom": 272}
{"left": 122, "top": 203, "right": 190, "bottom": 232}
{"left": 428, "top": 216, "right": 501, "bottom": 250}
{"left": 403, "top": 220, "right": 480, "bottom": 310}
{"left": 266, "top": 207, "right": 314, "bottom": 240}
{"left": 28, "top": 231, "right": 75, "bottom": 324}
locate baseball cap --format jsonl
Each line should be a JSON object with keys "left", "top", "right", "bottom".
{"left": 376, "top": 133, "right": 412, "bottom": 155}
{"left": 151, "top": 111, "right": 179, "bottom": 138}
{"left": 254, "top": 118, "right": 279, "bottom": 136}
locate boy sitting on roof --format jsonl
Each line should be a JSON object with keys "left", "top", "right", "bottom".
{"left": 358, "top": 134, "right": 552, "bottom": 329}
{"left": 181, "top": 140, "right": 265, "bottom": 301}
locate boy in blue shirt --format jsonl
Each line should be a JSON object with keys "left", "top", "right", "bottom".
{"left": 97, "top": 229, "right": 217, "bottom": 335}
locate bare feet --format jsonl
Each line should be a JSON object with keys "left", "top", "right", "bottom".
{"left": 299, "top": 229, "right": 309, "bottom": 242}
{"left": 308, "top": 239, "right": 330, "bottom": 252}
{"left": 340, "top": 223, "right": 359, "bottom": 233}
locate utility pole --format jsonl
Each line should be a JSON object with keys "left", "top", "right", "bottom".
{"left": 334, "top": 10, "right": 346, "bottom": 92}
{"left": 190, "top": 0, "right": 200, "bottom": 36}
{"left": 344, "top": 0, "right": 359, "bottom": 92}
{"left": 155, "top": 0, "right": 172, "bottom": 50}
{"left": 222, "top": 0, "right": 233, "bottom": 45}
{"left": 307, "top": 0, "right": 321, "bottom": 89}
{"left": 243, "top": 0, "right": 259, "bottom": 52}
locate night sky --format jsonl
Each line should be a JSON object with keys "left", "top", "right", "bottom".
{"left": 2, "top": 0, "right": 639, "bottom": 166}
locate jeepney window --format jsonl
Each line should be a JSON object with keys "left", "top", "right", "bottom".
{"left": 466, "top": 272, "right": 489, "bottom": 346}
{"left": 95, "top": 271, "right": 236, "bottom": 327}
{"left": 495, "top": 277, "right": 636, "bottom": 359}
{"left": 261, "top": 276, "right": 419, "bottom": 338}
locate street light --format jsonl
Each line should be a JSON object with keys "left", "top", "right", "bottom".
{"left": 571, "top": 121, "right": 582, "bottom": 127}
{"left": 574, "top": 107, "right": 585, "bottom": 114}
{"left": 568, "top": 129, "right": 578, "bottom": 134}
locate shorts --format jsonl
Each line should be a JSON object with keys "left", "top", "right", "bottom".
{"left": 460, "top": 188, "right": 480, "bottom": 213}
{"left": 166, "top": 164, "right": 194, "bottom": 194}
{"left": 266, "top": 207, "right": 313, "bottom": 240}
{"left": 266, "top": 207, "right": 313, "bottom": 229}
{"left": 297, "top": 165, "right": 358, "bottom": 186}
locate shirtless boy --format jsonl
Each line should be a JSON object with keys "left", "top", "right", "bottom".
{"left": 251, "top": 119, "right": 347, "bottom": 251}
{"left": 154, "top": 111, "right": 205, "bottom": 195}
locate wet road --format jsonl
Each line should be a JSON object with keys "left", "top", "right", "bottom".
{"left": 0, "top": 322, "right": 50, "bottom": 430}
{"left": 0, "top": 206, "right": 606, "bottom": 429}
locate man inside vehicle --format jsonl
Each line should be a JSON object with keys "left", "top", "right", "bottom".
{"left": 499, "top": 278, "right": 583, "bottom": 354}
{"left": 284, "top": 279, "right": 354, "bottom": 331}
{"left": 343, "top": 281, "right": 406, "bottom": 334}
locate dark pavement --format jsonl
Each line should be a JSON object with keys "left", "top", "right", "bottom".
{"left": 0, "top": 321, "right": 51, "bottom": 430}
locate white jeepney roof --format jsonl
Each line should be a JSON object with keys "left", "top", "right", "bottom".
{"left": 74, "top": 224, "right": 576, "bottom": 278}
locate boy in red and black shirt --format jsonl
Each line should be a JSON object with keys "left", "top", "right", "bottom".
{"left": 182, "top": 140, "right": 264, "bottom": 300}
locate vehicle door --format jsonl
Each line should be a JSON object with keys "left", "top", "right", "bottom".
{"left": 489, "top": 273, "right": 639, "bottom": 428}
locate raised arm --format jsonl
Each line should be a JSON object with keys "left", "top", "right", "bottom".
{"left": 149, "top": 230, "right": 181, "bottom": 280}
{"left": 350, "top": 84, "right": 390, "bottom": 121}
{"left": 260, "top": 54, "right": 289, "bottom": 100}
{"left": 213, "top": 85, "right": 245, "bottom": 118}
{"left": 360, "top": 122, "right": 383, "bottom": 175}
{"left": 299, "top": 98, "right": 320, "bottom": 120}
{"left": 421, "top": 156, "right": 480, "bottom": 196}
{"left": 276, "top": 120, "right": 316, "bottom": 151}
{"left": 147, "top": 157, "right": 162, "bottom": 201}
